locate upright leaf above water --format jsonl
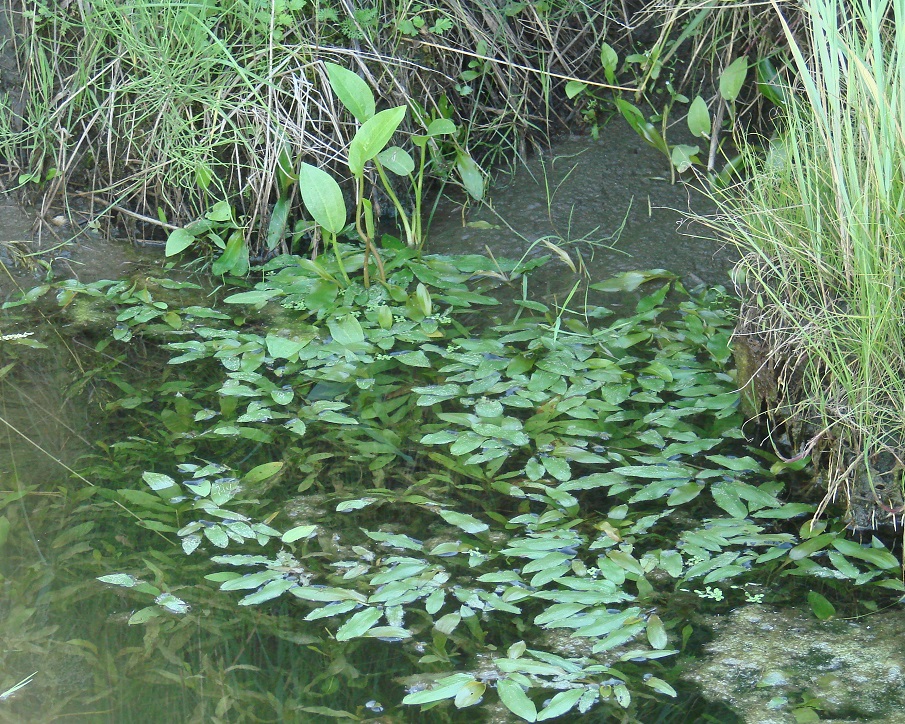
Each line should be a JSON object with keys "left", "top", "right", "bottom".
{"left": 456, "top": 151, "right": 485, "bottom": 200}
{"left": 719, "top": 56, "right": 748, "bottom": 102}
{"left": 348, "top": 106, "right": 407, "bottom": 176}
{"left": 324, "top": 62, "right": 375, "bottom": 122}
{"left": 298, "top": 163, "right": 347, "bottom": 234}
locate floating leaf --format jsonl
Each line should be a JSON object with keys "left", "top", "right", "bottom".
{"left": 644, "top": 677, "right": 677, "bottom": 697}
{"left": 497, "top": 679, "right": 537, "bottom": 722}
{"left": 97, "top": 573, "right": 139, "bottom": 588}
{"left": 328, "top": 314, "right": 365, "bottom": 345}
{"left": 336, "top": 607, "right": 382, "bottom": 640}
{"left": 789, "top": 533, "right": 835, "bottom": 561}
{"left": 454, "top": 680, "right": 486, "bottom": 708}
{"left": 282, "top": 525, "right": 317, "bottom": 543}
{"left": 244, "top": 461, "right": 283, "bottom": 484}
{"left": 403, "top": 674, "right": 475, "bottom": 705}
{"left": 711, "top": 483, "right": 748, "bottom": 518}
{"left": 807, "top": 591, "right": 836, "bottom": 621}
{"left": 537, "top": 689, "right": 584, "bottom": 720}
{"left": 439, "top": 510, "right": 488, "bottom": 534}
{"left": 128, "top": 606, "right": 162, "bottom": 625}
{"left": 646, "top": 614, "right": 668, "bottom": 649}
{"left": 832, "top": 538, "right": 898, "bottom": 569}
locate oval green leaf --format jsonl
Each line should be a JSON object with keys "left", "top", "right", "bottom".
{"left": 646, "top": 613, "right": 668, "bottom": 649}
{"left": 298, "top": 162, "right": 347, "bottom": 234}
{"left": 565, "top": 80, "right": 587, "bottom": 99}
{"left": 600, "top": 42, "right": 618, "bottom": 82}
{"left": 324, "top": 62, "right": 375, "bottom": 122}
{"left": 807, "top": 591, "right": 836, "bottom": 621}
{"left": 497, "top": 679, "right": 537, "bottom": 722}
{"left": 456, "top": 151, "right": 485, "bottom": 200}
{"left": 336, "top": 607, "right": 382, "bottom": 641}
{"left": 537, "top": 688, "right": 583, "bottom": 720}
{"left": 687, "top": 95, "right": 710, "bottom": 138}
{"left": 377, "top": 146, "right": 415, "bottom": 176}
{"left": 348, "top": 106, "right": 407, "bottom": 176}
{"left": 719, "top": 56, "right": 748, "bottom": 102}
{"left": 165, "top": 228, "right": 195, "bottom": 257}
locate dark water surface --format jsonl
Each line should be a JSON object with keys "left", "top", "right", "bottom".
{"left": 428, "top": 125, "right": 735, "bottom": 292}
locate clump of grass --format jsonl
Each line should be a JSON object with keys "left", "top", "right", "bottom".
{"left": 8, "top": 0, "right": 617, "bottom": 253}
{"left": 716, "top": 0, "right": 905, "bottom": 527}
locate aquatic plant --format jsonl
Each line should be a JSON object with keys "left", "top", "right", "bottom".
{"left": 714, "top": 0, "right": 905, "bottom": 528}
{"left": 5, "top": 0, "right": 617, "bottom": 254}
{"left": 5, "top": 249, "right": 884, "bottom": 721}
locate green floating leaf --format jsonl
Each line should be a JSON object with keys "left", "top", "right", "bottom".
{"left": 439, "top": 509, "right": 488, "bottom": 534}
{"left": 128, "top": 606, "right": 162, "bottom": 625}
{"left": 711, "top": 483, "right": 748, "bottom": 518}
{"left": 832, "top": 538, "right": 899, "bottom": 569}
{"left": 497, "top": 679, "right": 537, "bottom": 722}
{"left": 789, "top": 533, "right": 835, "bottom": 561}
{"left": 591, "top": 269, "right": 676, "bottom": 293}
{"left": 282, "top": 525, "right": 317, "bottom": 543}
{"left": 808, "top": 591, "right": 836, "bottom": 621}
{"left": 98, "top": 573, "right": 139, "bottom": 588}
{"left": 537, "top": 689, "right": 584, "bottom": 720}
{"left": 336, "top": 607, "right": 382, "bottom": 640}
{"left": 402, "top": 673, "right": 475, "bottom": 705}
{"left": 645, "top": 677, "right": 677, "bottom": 697}
{"left": 244, "top": 461, "right": 283, "bottom": 484}
{"left": 454, "top": 680, "right": 485, "bottom": 708}
{"left": 646, "top": 613, "right": 668, "bottom": 649}
{"left": 328, "top": 314, "right": 365, "bottom": 345}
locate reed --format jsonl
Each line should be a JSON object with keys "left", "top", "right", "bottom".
{"left": 717, "top": 0, "right": 905, "bottom": 526}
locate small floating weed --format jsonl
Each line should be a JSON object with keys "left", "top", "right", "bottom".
{"left": 9, "top": 250, "right": 903, "bottom": 721}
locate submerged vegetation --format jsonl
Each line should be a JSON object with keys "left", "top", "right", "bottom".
{"left": 3, "top": 0, "right": 905, "bottom": 720}
{"left": 2, "top": 250, "right": 904, "bottom": 721}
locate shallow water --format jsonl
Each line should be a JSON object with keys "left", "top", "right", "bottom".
{"left": 0, "top": 135, "right": 893, "bottom": 724}
{"left": 428, "top": 124, "right": 735, "bottom": 292}
{"left": 0, "top": 203, "right": 154, "bottom": 300}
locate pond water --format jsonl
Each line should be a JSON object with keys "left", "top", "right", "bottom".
{"left": 0, "top": 133, "right": 900, "bottom": 724}
{"left": 428, "top": 124, "right": 735, "bottom": 290}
